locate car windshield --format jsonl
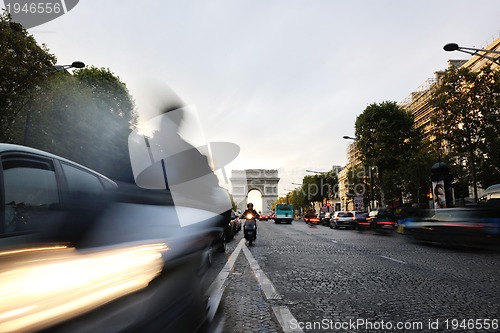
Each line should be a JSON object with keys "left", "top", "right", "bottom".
{"left": 376, "top": 210, "right": 394, "bottom": 218}
{"left": 2, "top": 2, "right": 500, "bottom": 332}
{"left": 338, "top": 212, "right": 353, "bottom": 217}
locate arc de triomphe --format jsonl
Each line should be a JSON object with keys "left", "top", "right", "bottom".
{"left": 230, "top": 169, "right": 279, "bottom": 213}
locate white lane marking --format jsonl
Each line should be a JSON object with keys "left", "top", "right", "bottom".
{"left": 331, "top": 240, "right": 338, "bottom": 243}
{"left": 272, "top": 306, "right": 304, "bottom": 333}
{"left": 205, "top": 238, "right": 245, "bottom": 321}
{"left": 380, "top": 255, "right": 406, "bottom": 264}
{"left": 206, "top": 239, "right": 303, "bottom": 332}
{"left": 242, "top": 245, "right": 281, "bottom": 300}
{"left": 242, "top": 244, "right": 303, "bottom": 332}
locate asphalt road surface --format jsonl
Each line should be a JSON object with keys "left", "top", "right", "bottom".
{"left": 204, "top": 219, "right": 500, "bottom": 333}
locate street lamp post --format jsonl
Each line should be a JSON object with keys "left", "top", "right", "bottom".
{"left": 305, "top": 169, "right": 328, "bottom": 174}
{"left": 53, "top": 61, "right": 86, "bottom": 72}
{"left": 443, "top": 43, "right": 500, "bottom": 66}
{"left": 23, "top": 61, "right": 86, "bottom": 145}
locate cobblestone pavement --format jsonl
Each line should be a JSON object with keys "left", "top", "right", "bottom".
{"left": 218, "top": 252, "right": 281, "bottom": 333}
{"left": 205, "top": 220, "right": 500, "bottom": 333}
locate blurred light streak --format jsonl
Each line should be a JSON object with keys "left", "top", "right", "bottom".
{"left": 0, "top": 243, "right": 168, "bottom": 332}
{"left": 0, "top": 245, "right": 69, "bottom": 256}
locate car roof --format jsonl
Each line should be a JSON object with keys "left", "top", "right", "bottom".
{"left": 0, "top": 143, "right": 116, "bottom": 185}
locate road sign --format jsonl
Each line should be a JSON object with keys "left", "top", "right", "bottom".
{"left": 354, "top": 196, "right": 364, "bottom": 211}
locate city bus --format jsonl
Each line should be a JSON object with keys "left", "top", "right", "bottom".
{"left": 274, "top": 203, "right": 294, "bottom": 224}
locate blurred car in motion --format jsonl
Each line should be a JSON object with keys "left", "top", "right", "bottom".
{"left": 330, "top": 211, "right": 356, "bottom": 229}
{"left": 0, "top": 144, "right": 224, "bottom": 332}
{"left": 392, "top": 205, "right": 427, "bottom": 234}
{"left": 303, "top": 210, "right": 316, "bottom": 223}
{"left": 308, "top": 214, "right": 321, "bottom": 225}
{"left": 404, "top": 207, "right": 500, "bottom": 247}
{"left": 1, "top": 144, "right": 118, "bottom": 239}
{"left": 354, "top": 211, "right": 370, "bottom": 230}
{"left": 367, "top": 209, "right": 397, "bottom": 232}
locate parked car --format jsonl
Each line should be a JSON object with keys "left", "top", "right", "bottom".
{"left": 367, "top": 209, "right": 397, "bottom": 232}
{"left": 330, "top": 211, "right": 356, "bottom": 229}
{"left": 319, "top": 211, "right": 332, "bottom": 226}
{"left": 0, "top": 143, "right": 220, "bottom": 332}
{"left": 230, "top": 209, "right": 241, "bottom": 236}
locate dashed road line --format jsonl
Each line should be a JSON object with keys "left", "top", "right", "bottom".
{"left": 242, "top": 244, "right": 281, "bottom": 300}
{"left": 272, "top": 306, "right": 304, "bottom": 333}
{"left": 207, "top": 239, "right": 303, "bottom": 332}
{"left": 380, "top": 255, "right": 406, "bottom": 264}
{"left": 242, "top": 244, "right": 303, "bottom": 332}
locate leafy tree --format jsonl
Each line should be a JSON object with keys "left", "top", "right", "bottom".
{"left": 300, "top": 171, "right": 338, "bottom": 207}
{"left": 291, "top": 187, "right": 307, "bottom": 211}
{"left": 355, "top": 101, "right": 421, "bottom": 206}
{"left": 430, "top": 65, "right": 500, "bottom": 198}
{"left": 0, "top": 11, "right": 136, "bottom": 181}
{"left": 397, "top": 139, "right": 436, "bottom": 206}
{"left": 281, "top": 187, "right": 306, "bottom": 212}
{"left": 24, "top": 67, "right": 137, "bottom": 182}
{"left": 0, "top": 10, "right": 56, "bottom": 142}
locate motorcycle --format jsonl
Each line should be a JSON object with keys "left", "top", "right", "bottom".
{"left": 243, "top": 213, "right": 257, "bottom": 246}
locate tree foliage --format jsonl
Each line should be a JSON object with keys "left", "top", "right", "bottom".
{"left": 275, "top": 171, "right": 338, "bottom": 211}
{"left": 0, "top": 10, "right": 56, "bottom": 141}
{"left": 0, "top": 11, "right": 137, "bottom": 181}
{"left": 397, "top": 141, "right": 435, "bottom": 205}
{"left": 354, "top": 101, "right": 422, "bottom": 205}
{"left": 300, "top": 172, "right": 338, "bottom": 207}
{"left": 25, "top": 67, "right": 137, "bottom": 181}
{"left": 430, "top": 65, "right": 500, "bottom": 191}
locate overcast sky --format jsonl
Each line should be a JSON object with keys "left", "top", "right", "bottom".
{"left": 5, "top": 0, "right": 499, "bottom": 201}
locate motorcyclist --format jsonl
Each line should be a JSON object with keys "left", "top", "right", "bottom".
{"left": 241, "top": 203, "right": 259, "bottom": 239}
